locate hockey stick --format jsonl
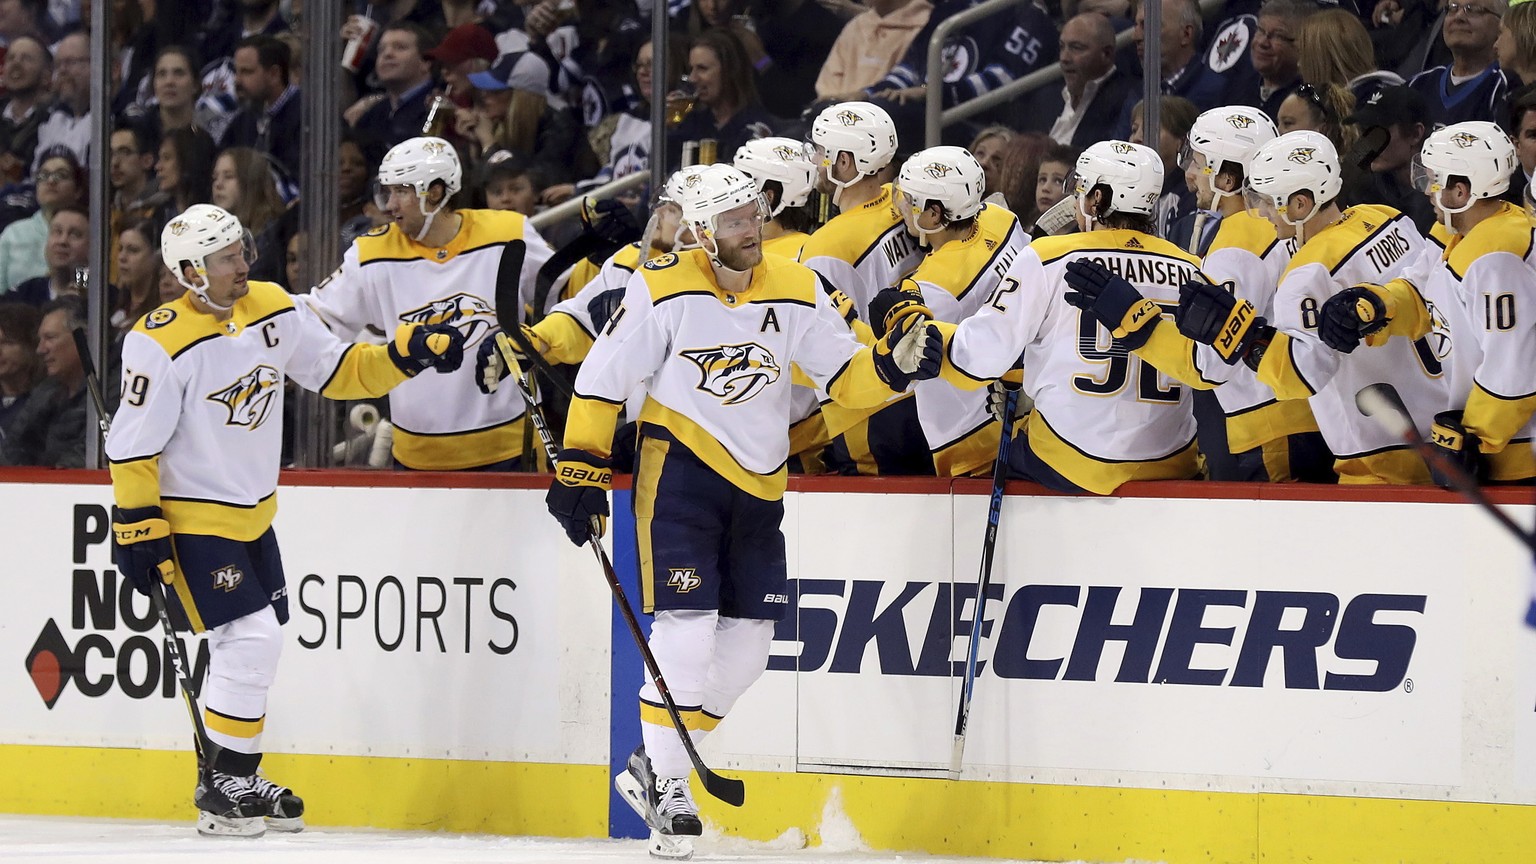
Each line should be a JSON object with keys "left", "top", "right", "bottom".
{"left": 72, "top": 328, "right": 220, "bottom": 779}
{"left": 951, "top": 387, "right": 1018, "bottom": 776}
{"left": 491, "top": 250, "right": 747, "bottom": 807}
{"left": 1356, "top": 383, "right": 1536, "bottom": 554}
{"left": 495, "top": 240, "right": 574, "bottom": 399}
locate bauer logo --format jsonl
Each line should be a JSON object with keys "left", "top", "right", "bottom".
{"left": 25, "top": 504, "right": 210, "bottom": 709}
{"left": 766, "top": 579, "right": 1424, "bottom": 692}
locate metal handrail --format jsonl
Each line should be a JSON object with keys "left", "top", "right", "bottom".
{"left": 529, "top": 171, "right": 651, "bottom": 230}
{"left": 925, "top": 0, "right": 1029, "bottom": 147}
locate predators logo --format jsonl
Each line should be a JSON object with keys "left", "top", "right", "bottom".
{"left": 168, "top": 220, "right": 189, "bottom": 236}
{"left": 1112, "top": 142, "right": 1134, "bottom": 154}
{"left": 1288, "top": 147, "right": 1316, "bottom": 164}
{"left": 772, "top": 144, "right": 798, "bottom": 162}
{"left": 680, "top": 342, "right": 781, "bottom": 405}
{"left": 924, "top": 162, "right": 953, "bottom": 179}
{"left": 1450, "top": 132, "right": 1480, "bottom": 149}
{"left": 836, "top": 109, "right": 864, "bottom": 127}
{"left": 422, "top": 140, "right": 448, "bottom": 155}
{"left": 1226, "top": 114, "right": 1254, "bottom": 129}
{"left": 685, "top": 173, "right": 704, "bottom": 188}
{"left": 207, "top": 365, "right": 281, "bottom": 429}
{"left": 400, "top": 292, "right": 495, "bottom": 345}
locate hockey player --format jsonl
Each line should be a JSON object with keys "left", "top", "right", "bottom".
{"left": 1179, "top": 105, "right": 1332, "bottom": 481}
{"left": 889, "top": 144, "right": 1032, "bottom": 476}
{"left": 897, "top": 140, "right": 1210, "bottom": 494}
{"left": 801, "top": 101, "right": 931, "bottom": 475}
{"left": 544, "top": 164, "right": 938, "bottom": 858}
{"left": 1167, "top": 131, "right": 1448, "bottom": 483}
{"left": 299, "top": 136, "right": 554, "bottom": 470}
{"left": 107, "top": 204, "right": 464, "bottom": 837}
{"left": 1317, "top": 121, "right": 1536, "bottom": 484}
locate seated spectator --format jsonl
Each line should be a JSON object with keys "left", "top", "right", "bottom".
{"left": 969, "top": 126, "right": 1012, "bottom": 205}
{"left": 667, "top": 28, "right": 776, "bottom": 169}
{"left": 157, "top": 263, "right": 184, "bottom": 304}
{"left": 1034, "top": 142, "right": 1076, "bottom": 224}
{"left": 1408, "top": 0, "right": 1510, "bottom": 126}
{"left": 1224, "top": 0, "right": 1317, "bottom": 122}
{"left": 1133, "top": 0, "right": 1223, "bottom": 112}
{"left": 1372, "top": 0, "right": 1451, "bottom": 78}
{"left": 33, "top": 29, "right": 88, "bottom": 175}
{"left": 0, "top": 36, "right": 51, "bottom": 184}
{"left": 550, "top": 0, "right": 647, "bottom": 133}
{"left": 349, "top": 23, "right": 438, "bottom": 151}
{"left": 996, "top": 130, "right": 1049, "bottom": 225}
{"left": 109, "top": 124, "right": 157, "bottom": 223}
{"left": 221, "top": 34, "right": 303, "bottom": 185}
{"left": 0, "top": 148, "right": 81, "bottom": 295}
{"left": 13, "top": 205, "right": 88, "bottom": 307}
{"left": 479, "top": 154, "right": 542, "bottom": 216}
{"left": 0, "top": 301, "right": 42, "bottom": 445}
{"left": 0, "top": 295, "right": 96, "bottom": 467}
{"left": 1018, "top": 12, "right": 1140, "bottom": 150}
{"left": 816, "top": 0, "right": 933, "bottom": 102}
{"left": 339, "top": 131, "right": 382, "bottom": 231}
{"left": 147, "top": 45, "right": 200, "bottom": 138}
{"left": 1508, "top": 85, "right": 1536, "bottom": 203}
{"left": 0, "top": 0, "right": 48, "bottom": 45}
{"left": 1299, "top": 8, "right": 1403, "bottom": 108}
{"left": 1278, "top": 83, "right": 1358, "bottom": 153}
{"left": 1129, "top": 95, "right": 1198, "bottom": 239}
{"left": 111, "top": 218, "right": 161, "bottom": 333}
{"left": 461, "top": 48, "right": 579, "bottom": 184}
{"left": 151, "top": 125, "right": 216, "bottom": 227}
{"left": 1347, "top": 84, "right": 1437, "bottom": 233}
{"left": 285, "top": 231, "right": 305, "bottom": 292}
{"left": 1497, "top": 1, "right": 1536, "bottom": 88}
{"left": 212, "top": 147, "right": 285, "bottom": 240}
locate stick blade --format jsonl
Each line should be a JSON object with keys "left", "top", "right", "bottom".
{"left": 1355, "top": 383, "right": 1415, "bottom": 440}
{"left": 494, "top": 239, "right": 528, "bottom": 334}
{"left": 699, "top": 767, "right": 746, "bottom": 807}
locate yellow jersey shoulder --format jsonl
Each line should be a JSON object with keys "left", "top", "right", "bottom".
{"left": 1286, "top": 205, "right": 1403, "bottom": 275}
{"left": 133, "top": 282, "right": 294, "bottom": 358}
{"left": 1449, "top": 203, "right": 1535, "bottom": 278}
{"left": 638, "top": 249, "right": 817, "bottom": 306}
{"left": 1033, "top": 229, "right": 1198, "bottom": 266}
{"left": 459, "top": 208, "right": 529, "bottom": 247}
{"left": 1207, "top": 210, "right": 1278, "bottom": 257}
{"left": 763, "top": 231, "right": 809, "bottom": 260}
{"left": 748, "top": 253, "right": 819, "bottom": 305}
{"left": 912, "top": 205, "right": 1021, "bottom": 297}
{"left": 801, "top": 185, "right": 900, "bottom": 262}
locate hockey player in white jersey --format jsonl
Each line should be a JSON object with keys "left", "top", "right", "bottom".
{"left": 887, "top": 144, "right": 1031, "bottom": 476}
{"left": 107, "top": 204, "right": 464, "bottom": 837}
{"left": 896, "top": 140, "right": 1211, "bottom": 494}
{"left": 1171, "top": 131, "right": 1447, "bottom": 483}
{"left": 299, "top": 136, "right": 554, "bottom": 470}
{"left": 543, "top": 164, "right": 939, "bottom": 858}
{"left": 1318, "top": 121, "right": 1536, "bottom": 484}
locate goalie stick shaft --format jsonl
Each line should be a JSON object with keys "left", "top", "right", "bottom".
{"left": 492, "top": 244, "right": 745, "bottom": 807}
{"left": 951, "top": 388, "right": 1018, "bottom": 775}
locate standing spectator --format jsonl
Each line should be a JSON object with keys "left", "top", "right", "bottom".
{"left": 33, "top": 29, "right": 88, "bottom": 174}
{"left": 460, "top": 49, "right": 578, "bottom": 183}
{"left": 13, "top": 205, "right": 87, "bottom": 307}
{"left": 1133, "top": 0, "right": 1224, "bottom": 112}
{"left": 221, "top": 35, "right": 302, "bottom": 184}
{"left": 152, "top": 126, "right": 216, "bottom": 226}
{"left": 111, "top": 218, "right": 160, "bottom": 333}
{"left": 1299, "top": 8, "right": 1403, "bottom": 108}
{"left": 1408, "top": 0, "right": 1510, "bottom": 126}
{"left": 735, "top": 0, "right": 844, "bottom": 119}
{"left": 211, "top": 147, "right": 285, "bottom": 240}
{"left": 668, "top": 28, "right": 775, "bottom": 170}
{"left": 0, "top": 148, "right": 79, "bottom": 295}
{"left": 1347, "top": 84, "right": 1437, "bottom": 233}
{"left": 816, "top": 0, "right": 933, "bottom": 102}
{"left": 1020, "top": 12, "right": 1140, "bottom": 149}
{"left": 1497, "top": 1, "right": 1536, "bottom": 87}
{"left": 350, "top": 23, "right": 437, "bottom": 150}
{"left": 0, "top": 36, "right": 50, "bottom": 184}
{"left": 0, "top": 301, "right": 42, "bottom": 445}
{"left": 1224, "top": 0, "right": 1316, "bottom": 122}
{"left": 0, "top": 295, "right": 91, "bottom": 467}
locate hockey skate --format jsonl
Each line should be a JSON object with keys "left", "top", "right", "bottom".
{"left": 614, "top": 746, "right": 701, "bottom": 860}
{"left": 247, "top": 772, "right": 305, "bottom": 832}
{"left": 193, "top": 770, "right": 265, "bottom": 837}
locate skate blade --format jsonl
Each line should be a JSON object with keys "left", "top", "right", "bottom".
{"left": 648, "top": 830, "right": 693, "bottom": 860}
{"left": 265, "top": 815, "right": 305, "bottom": 833}
{"left": 197, "top": 811, "right": 265, "bottom": 838}
{"left": 615, "top": 770, "right": 657, "bottom": 828}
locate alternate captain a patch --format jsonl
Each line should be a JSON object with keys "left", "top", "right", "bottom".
{"left": 207, "top": 365, "right": 281, "bottom": 429}
{"left": 680, "top": 342, "right": 781, "bottom": 405}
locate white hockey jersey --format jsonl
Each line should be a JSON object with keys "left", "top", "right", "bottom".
{"left": 107, "top": 282, "right": 410, "bottom": 541}
{"left": 298, "top": 209, "right": 555, "bottom": 469}
{"left": 800, "top": 183, "right": 922, "bottom": 318}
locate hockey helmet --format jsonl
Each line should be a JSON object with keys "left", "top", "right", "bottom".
{"left": 810, "top": 101, "right": 898, "bottom": 205}
{"left": 1244, "top": 130, "right": 1342, "bottom": 228}
{"left": 375, "top": 137, "right": 462, "bottom": 240}
{"left": 1414, "top": 121, "right": 1517, "bottom": 226}
{"left": 894, "top": 146, "right": 986, "bottom": 242}
{"left": 676, "top": 164, "right": 768, "bottom": 263}
{"left": 1070, "top": 140, "right": 1164, "bottom": 220}
{"left": 161, "top": 204, "right": 256, "bottom": 311}
{"left": 1182, "top": 106, "right": 1278, "bottom": 200}
{"left": 733, "top": 137, "right": 817, "bottom": 218}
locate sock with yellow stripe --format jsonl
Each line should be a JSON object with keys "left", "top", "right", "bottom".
{"left": 203, "top": 607, "right": 282, "bottom": 760}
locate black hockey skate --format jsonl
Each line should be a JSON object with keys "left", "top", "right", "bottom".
{"left": 247, "top": 772, "right": 305, "bottom": 833}
{"left": 193, "top": 770, "right": 265, "bottom": 837}
{"left": 614, "top": 746, "right": 701, "bottom": 860}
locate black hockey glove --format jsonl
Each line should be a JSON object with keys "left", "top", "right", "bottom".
{"left": 547, "top": 449, "right": 612, "bottom": 546}
{"left": 1318, "top": 285, "right": 1390, "bottom": 353}
{"left": 475, "top": 327, "right": 547, "bottom": 395}
{"left": 111, "top": 505, "right": 175, "bottom": 596}
{"left": 869, "top": 288, "right": 932, "bottom": 339}
{"left": 581, "top": 197, "right": 641, "bottom": 246}
{"left": 1429, "top": 410, "right": 1488, "bottom": 488}
{"left": 873, "top": 315, "right": 943, "bottom": 391}
{"left": 390, "top": 322, "right": 466, "bottom": 376}
{"left": 1063, "top": 259, "right": 1162, "bottom": 350}
{"left": 1175, "top": 278, "right": 1273, "bottom": 369}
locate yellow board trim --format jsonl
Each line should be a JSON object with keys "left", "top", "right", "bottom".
{"left": 203, "top": 710, "right": 264, "bottom": 739}
{"left": 0, "top": 744, "right": 606, "bottom": 837}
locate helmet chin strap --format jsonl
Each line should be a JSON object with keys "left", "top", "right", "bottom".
{"left": 179, "top": 267, "right": 234, "bottom": 313}
{"left": 1434, "top": 188, "right": 1475, "bottom": 235}
{"left": 1077, "top": 195, "right": 1100, "bottom": 232}
{"left": 415, "top": 191, "right": 448, "bottom": 242}
{"left": 826, "top": 161, "right": 865, "bottom": 209}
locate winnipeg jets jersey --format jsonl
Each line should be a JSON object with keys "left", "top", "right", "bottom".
{"left": 1258, "top": 205, "right": 1447, "bottom": 480}
{"left": 107, "top": 282, "right": 409, "bottom": 540}
{"left": 902, "top": 205, "right": 1031, "bottom": 476}
{"left": 935, "top": 230, "right": 1210, "bottom": 494}
{"left": 299, "top": 209, "right": 554, "bottom": 469}
{"left": 563, "top": 249, "right": 900, "bottom": 499}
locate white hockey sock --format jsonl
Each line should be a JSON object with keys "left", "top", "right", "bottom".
{"left": 202, "top": 606, "right": 283, "bottom": 767}
{"left": 701, "top": 616, "right": 774, "bottom": 719}
{"left": 641, "top": 610, "right": 717, "bottom": 779}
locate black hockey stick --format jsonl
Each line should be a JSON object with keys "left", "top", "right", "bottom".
{"left": 492, "top": 249, "right": 746, "bottom": 807}
{"left": 495, "top": 239, "right": 574, "bottom": 400}
{"left": 951, "top": 387, "right": 1018, "bottom": 776}
{"left": 1356, "top": 383, "right": 1536, "bottom": 554}
{"left": 72, "top": 328, "right": 220, "bottom": 780}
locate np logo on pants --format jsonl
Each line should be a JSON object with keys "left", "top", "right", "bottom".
{"left": 668, "top": 568, "right": 701, "bottom": 593}
{"left": 212, "top": 565, "right": 245, "bottom": 592}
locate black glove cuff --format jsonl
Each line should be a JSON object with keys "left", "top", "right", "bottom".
{"left": 1241, "top": 323, "right": 1276, "bottom": 372}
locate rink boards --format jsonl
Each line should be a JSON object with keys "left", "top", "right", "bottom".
{"left": 3, "top": 470, "right": 1536, "bottom": 862}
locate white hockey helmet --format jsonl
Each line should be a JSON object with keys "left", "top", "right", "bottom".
{"left": 1182, "top": 106, "right": 1278, "bottom": 202}
{"left": 1414, "top": 121, "right": 1518, "bottom": 229}
{"left": 1070, "top": 140, "right": 1164, "bottom": 221}
{"left": 676, "top": 164, "right": 768, "bottom": 265}
{"left": 376, "top": 136, "right": 462, "bottom": 240}
{"left": 161, "top": 204, "right": 255, "bottom": 312}
{"left": 660, "top": 165, "right": 711, "bottom": 206}
{"left": 1245, "top": 130, "right": 1342, "bottom": 228}
{"left": 733, "top": 137, "right": 816, "bottom": 218}
{"left": 810, "top": 101, "right": 898, "bottom": 205}
{"left": 894, "top": 146, "right": 986, "bottom": 244}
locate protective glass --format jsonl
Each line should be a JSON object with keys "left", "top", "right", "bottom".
{"left": 1242, "top": 184, "right": 1278, "bottom": 219}
{"left": 1526, "top": 183, "right": 1535, "bottom": 220}
{"left": 373, "top": 181, "right": 415, "bottom": 210}
{"left": 1409, "top": 154, "right": 1438, "bottom": 194}
{"left": 1063, "top": 169, "right": 1089, "bottom": 199}
{"left": 709, "top": 198, "right": 767, "bottom": 240}
{"left": 203, "top": 230, "right": 259, "bottom": 276}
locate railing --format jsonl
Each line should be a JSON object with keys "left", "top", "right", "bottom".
{"left": 529, "top": 171, "right": 651, "bottom": 231}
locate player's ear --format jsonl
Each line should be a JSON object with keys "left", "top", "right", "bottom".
{"left": 180, "top": 262, "right": 203, "bottom": 287}
{"left": 1287, "top": 191, "right": 1316, "bottom": 222}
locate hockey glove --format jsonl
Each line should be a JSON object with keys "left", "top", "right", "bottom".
{"left": 1063, "top": 259, "right": 1162, "bottom": 350}
{"left": 475, "top": 327, "right": 547, "bottom": 394}
{"left": 873, "top": 315, "right": 943, "bottom": 390}
{"left": 1175, "top": 278, "right": 1273, "bottom": 369}
{"left": 546, "top": 449, "right": 612, "bottom": 546}
{"left": 827, "top": 289, "right": 858, "bottom": 327}
{"left": 1429, "top": 410, "right": 1488, "bottom": 488}
{"left": 869, "top": 288, "right": 932, "bottom": 339}
{"left": 390, "top": 323, "right": 466, "bottom": 376}
{"left": 580, "top": 196, "right": 641, "bottom": 245}
{"left": 986, "top": 378, "right": 1023, "bottom": 423}
{"left": 1318, "top": 285, "right": 1389, "bottom": 353}
{"left": 111, "top": 505, "right": 175, "bottom": 596}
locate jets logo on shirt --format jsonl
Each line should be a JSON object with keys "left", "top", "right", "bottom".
{"left": 1206, "top": 18, "right": 1252, "bottom": 73}
{"left": 400, "top": 292, "right": 495, "bottom": 345}
{"left": 1288, "top": 147, "right": 1316, "bottom": 164}
{"left": 680, "top": 342, "right": 781, "bottom": 405}
{"left": 667, "top": 568, "right": 701, "bottom": 593}
{"left": 208, "top": 365, "right": 281, "bottom": 429}
{"left": 940, "top": 36, "right": 978, "bottom": 84}
{"left": 212, "top": 565, "right": 244, "bottom": 592}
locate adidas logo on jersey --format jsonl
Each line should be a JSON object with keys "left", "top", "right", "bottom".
{"left": 1124, "top": 237, "right": 1143, "bottom": 249}
{"left": 668, "top": 568, "right": 701, "bottom": 593}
